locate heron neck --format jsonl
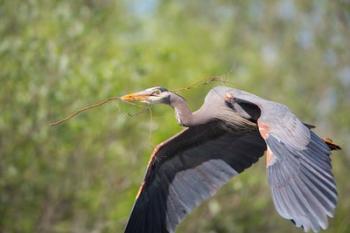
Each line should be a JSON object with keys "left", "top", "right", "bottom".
{"left": 169, "top": 94, "right": 195, "bottom": 127}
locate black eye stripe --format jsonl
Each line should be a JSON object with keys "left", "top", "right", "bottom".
{"left": 158, "top": 87, "right": 168, "bottom": 92}
{"left": 149, "top": 87, "right": 168, "bottom": 95}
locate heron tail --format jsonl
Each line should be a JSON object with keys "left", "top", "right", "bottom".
{"left": 323, "top": 138, "right": 341, "bottom": 151}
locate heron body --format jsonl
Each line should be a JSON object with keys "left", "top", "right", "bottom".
{"left": 120, "top": 86, "right": 340, "bottom": 233}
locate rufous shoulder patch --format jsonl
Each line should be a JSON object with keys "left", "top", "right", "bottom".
{"left": 258, "top": 121, "right": 270, "bottom": 140}
{"left": 224, "top": 92, "right": 234, "bottom": 102}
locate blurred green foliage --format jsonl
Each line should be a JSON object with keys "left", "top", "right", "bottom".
{"left": 1, "top": 0, "right": 349, "bottom": 232}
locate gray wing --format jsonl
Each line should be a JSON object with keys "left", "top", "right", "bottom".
{"left": 124, "top": 121, "right": 266, "bottom": 233}
{"left": 227, "top": 94, "right": 337, "bottom": 232}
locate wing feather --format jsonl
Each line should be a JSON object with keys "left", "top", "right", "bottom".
{"left": 225, "top": 92, "right": 338, "bottom": 232}
{"left": 124, "top": 121, "right": 266, "bottom": 233}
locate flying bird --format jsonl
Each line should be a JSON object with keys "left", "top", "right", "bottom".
{"left": 120, "top": 86, "right": 341, "bottom": 233}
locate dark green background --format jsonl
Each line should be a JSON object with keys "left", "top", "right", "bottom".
{"left": 1, "top": 0, "right": 349, "bottom": 232}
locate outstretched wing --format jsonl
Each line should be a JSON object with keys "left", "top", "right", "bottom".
{"left": 124, "top": 121, "right": 266, "bottom": 233}
{"left": 229, "top": 94, "right": 338, "bottom": 232}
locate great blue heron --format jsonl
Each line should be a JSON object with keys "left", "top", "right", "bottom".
{"left": 120, "top": 86, "right": 341, "bottom": 233}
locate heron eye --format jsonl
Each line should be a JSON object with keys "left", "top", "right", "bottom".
{"left": 152, "top": 90, "right": 162, "bottom": 96}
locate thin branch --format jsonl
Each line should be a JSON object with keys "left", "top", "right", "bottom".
{"left": 172, "top": 76, "right": 235, "bottom": 94}
{"left": 49, "top": 96, "right": 121, "bottom": 126}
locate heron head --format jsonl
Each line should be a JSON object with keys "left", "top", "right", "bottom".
{"left": 121, "top": 86, "right": 171, "bottom": 104}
